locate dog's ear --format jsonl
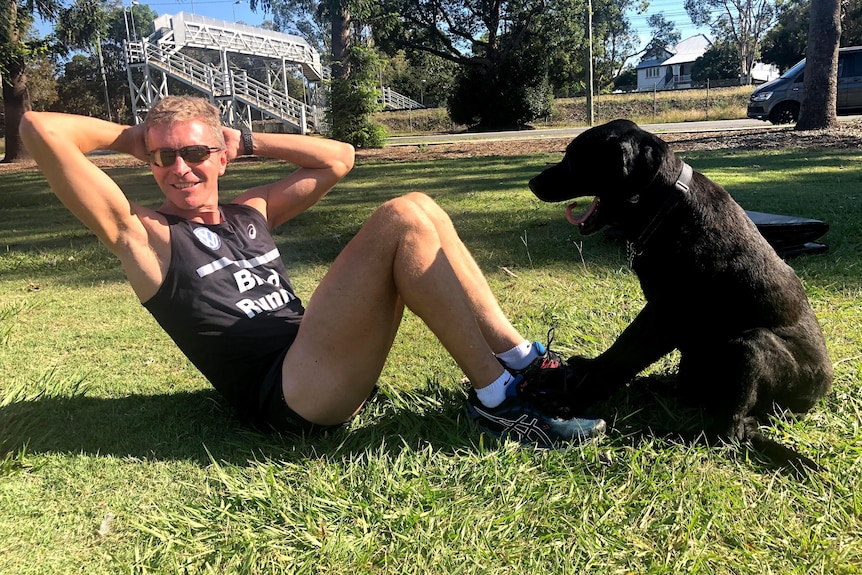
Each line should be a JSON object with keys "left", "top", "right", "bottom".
{"left": 631, "top": 132, "right": 672, "bottom": 187}
{"left": 600, "top": 126, "right": 670, "bottom": 187}
{"left": 618, "top": 138, "right": 640, "bottom": 177}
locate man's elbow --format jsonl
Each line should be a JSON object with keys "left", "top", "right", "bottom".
{"left": 18, "top": 111, "right": 39, "bottom": 143}
{"left": 338, "top": 142, "right": 356, "bottom": 175}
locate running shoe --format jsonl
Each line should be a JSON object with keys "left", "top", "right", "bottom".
{"left": 465, "top": 380, "right": 606, "bottom": 449}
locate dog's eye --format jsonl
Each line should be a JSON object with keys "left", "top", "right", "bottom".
{"left": 628, "top": 195, "right": 640, "bottom": 204}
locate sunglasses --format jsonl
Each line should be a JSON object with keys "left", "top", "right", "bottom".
{"left": 147, "top": 145, "right": 223, "bottom": 167}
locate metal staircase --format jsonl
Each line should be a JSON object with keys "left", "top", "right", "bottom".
{"left": 380, "top": 87, "right": 423, "bottom": 111}
{"left": 125, "top": 12, "right": 425, "bottom": 134}
{"left": 125, "top": 12, "right": 323, "bottom": 133}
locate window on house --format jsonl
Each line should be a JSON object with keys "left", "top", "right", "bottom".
{"left": 645, "top": 67, "right": 659, "bottom": 79}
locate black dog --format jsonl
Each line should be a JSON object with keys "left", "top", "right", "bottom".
{"left": 529, "top": 119, "right": 833, "bottom": 470}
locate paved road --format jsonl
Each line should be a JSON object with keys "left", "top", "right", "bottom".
{"left": 387, "top": 116, "right": 861, "bottom": 146}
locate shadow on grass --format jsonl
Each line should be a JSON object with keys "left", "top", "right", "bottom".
{"left": 0, "top": 374, "right": 802, "bottom": 475}
{"left": 0, "top": 384, "right": 485, "bottom": 467}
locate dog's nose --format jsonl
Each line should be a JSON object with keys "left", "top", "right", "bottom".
{"left": 529, "top": 167, "right": 561, "bottom": 202}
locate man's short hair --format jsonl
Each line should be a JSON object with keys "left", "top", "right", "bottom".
{"left": 144, "top": 96, "right": 225, "bottom": 147}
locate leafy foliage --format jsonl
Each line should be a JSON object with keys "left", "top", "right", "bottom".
{"left": 448, "top": 30, "right": 552, "bottom": 129}
{"left": 685, "top": 0, "right": 778, "bottom": 83}
{"left": 691, "top": 41, "right": 740, "bottom": 82}
{"left": 380, "top": 49, "right": 456, "bottom": 109}
{"left": 326, "top": 45, "right": 387, "bottom": 148}
{"left": 45, "top": 2, "right": 158, "bottom": 122}
{"left": 375, "top": 0, "right": 558, "bottom": 129}
{"left": 639, "top": 13, "right": 682, "bottom": 62}
{"left": 762, "top": 0, "right": 862, "bottom": 71}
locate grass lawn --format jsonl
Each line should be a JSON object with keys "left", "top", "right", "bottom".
{"left": 1, "top": 144, "right": 860, "bottom": 574}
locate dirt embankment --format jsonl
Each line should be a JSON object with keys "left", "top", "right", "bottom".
{"left": 4, "top": 119, "right": 862, "bottom": 173}
{"left": 353, "top": 120, "right": 862, "bottom": 163}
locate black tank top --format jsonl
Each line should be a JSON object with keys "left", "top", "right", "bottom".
{"left": 143, "top": 203, "right": 305, "bottom": 422}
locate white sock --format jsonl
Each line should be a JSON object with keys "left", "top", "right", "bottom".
{"left": 475, "top": 371, "right": 516, "bottom": 408}
{"left": 495, "top": 340, "right": 537, "bottom": 371}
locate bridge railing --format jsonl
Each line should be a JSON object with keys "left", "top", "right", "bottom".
{"left": 127, "top": 38, "right": 308, "bottom": 131}
{"left": 230, "top": 69, "right": 307, "bottom": 128}
{"left": 381, "top": 87, "right": 424, "bottom": 110}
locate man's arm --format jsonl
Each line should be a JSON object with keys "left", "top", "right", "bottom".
{"left": 228, "top": 130, "right": 355, "bottom": 229}
{"left": 20, "top": 112, "right": 166, "bottom": 300}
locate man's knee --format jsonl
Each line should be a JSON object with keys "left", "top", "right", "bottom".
{"left": 401, "top": 191, "right": 454, "bottom": 229}
{"left": 373, "top": 193, "right": 436, "bottom": 232}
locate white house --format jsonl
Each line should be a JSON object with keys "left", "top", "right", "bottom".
{"left": 637, "top": 34, "right": 713, "bottom": 92}
{"left": 750, "top": 61, "right": 780, "bottom": 83}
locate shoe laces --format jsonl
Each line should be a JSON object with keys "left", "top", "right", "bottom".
{"left": 533, "top": 328, "right": 563, "bottom": 370}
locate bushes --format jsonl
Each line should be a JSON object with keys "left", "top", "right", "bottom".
{"left": 327, "top": 46, "right": 388, "bottom": 149}
{"left": 448, "top": 36, "right": 553, "bottom": 131}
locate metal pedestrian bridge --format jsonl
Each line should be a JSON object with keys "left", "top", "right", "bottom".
{"left": 124, "top": 12, "right": 422, "bottom": 135}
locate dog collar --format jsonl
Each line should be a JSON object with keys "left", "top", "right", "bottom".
{"left": 675, "top": 162, "right": 693, "bottom": 193}
{"left": 627, "top": 162, "right": 693, "bottom": 267}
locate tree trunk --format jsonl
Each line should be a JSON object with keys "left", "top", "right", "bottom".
{"left": 330, "top": 4, "right": 351, "bottom": 81}
{"left": 796, "top": 0, "right": 841, "bottom": 131}
{"left": 2, "top": 68, "right": 32, "bottom": 163}
{"left": 2, "top": 0, "right": 31, "bottom": 162}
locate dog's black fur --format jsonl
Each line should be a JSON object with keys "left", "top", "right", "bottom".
{"left": 529, "top": 119, "right": 833, "bottom": 470}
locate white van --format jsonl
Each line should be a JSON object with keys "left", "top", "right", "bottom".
{"left": 747, "top": 46, "right": 862, "bottom": 124}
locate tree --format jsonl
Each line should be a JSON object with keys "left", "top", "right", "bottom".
{"left": 448, "top": 25, "right": 552, "bottom": 129}
{"left": 588, "top": 0, "right": 655, "bottom": 89}
{"left": 261, "top": 0, "right": 328, "bottom": 50}
{"left": 845, "top": 0, "right": 862, "bottom": 45}
{"left": 23, "top": 51, "right": 57, "bottom": 110}
{"left": 760, "top": 0, "right": 809, "bottom": 69}
{"left": 639, "top": 13, "right": 682, "bottom": 62}
{"left": 48, "top": 2, "right": 157, "bottom": 123}
{"left": 381, "top": 49, "right": 456, "bottom": 108}
{"left": 374, "top": 0, "right": 586, "bottom": 128}
{"left": 1, "top": 0, "right": 61, "bottom": 162}
{"left": 327, "top": 45, "right": 386, "bottom": 147}
{"left": 691, "top": 41, "right": 740, "bottom": 81}
{"left": 583, "top": 0, "right": 678, "bottom": 93}
{"left": 54, "top": 54, "right": 104, "bottom": 116}
{"left": 685, "top": 0, "right": 778, "bottom": 84}
{"left": 613, "top": 65, "right": 637, "bottom": 89}
{"left": 796, "top": 0, "right": 841, "bottom": 130}
{"left": 54, "top": 0, "right": 112, "bottom": 119}
{"left": 761, "top": 0, "right": 862, "bottom": 71}
{"left": 252, "top": 0, "right": 387, "bottom": 145}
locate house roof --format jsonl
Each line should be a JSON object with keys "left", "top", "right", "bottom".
{"left": 637, "top": 57, "right": 666, "bottom": 69}
{"left": 661, "top": 34, "right": 713, "bottom": 66}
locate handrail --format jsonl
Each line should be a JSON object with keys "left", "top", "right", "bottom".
{"left": 128, "top": 38, "right": 307, "bottom": 130}
{"left": 381, "top": 87, "right": 423, "bottom": 110}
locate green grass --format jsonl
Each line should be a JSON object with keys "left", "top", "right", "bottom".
{"left": 1, "top": 145, "right": 861, "bottom": 574}
{"left": 377, "top": 86, "right": 752, "bottom": 135}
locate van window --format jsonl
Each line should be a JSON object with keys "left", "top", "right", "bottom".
{"left": 839, "top": 52, "right": 862, "bottom": 77}
{"left": 781, "top": 59, "right": 806, "bottom": 80}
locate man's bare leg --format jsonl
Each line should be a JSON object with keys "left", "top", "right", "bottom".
{"left": 281, "top": 193, "right": 517, "bottom": 425}
{"left": 400, "top": 193, "right": 528, "bottom": 353}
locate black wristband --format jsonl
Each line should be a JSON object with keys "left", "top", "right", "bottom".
{"left": 240, "top": 129, "right": 254, "bottom": 156}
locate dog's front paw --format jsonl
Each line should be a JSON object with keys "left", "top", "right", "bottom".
{"left": 565, "top": 355, "right": 624, "bottom": 405}
{"left": 512, "top": 362, "right": 584, "bottom": 418}
{"left": 566, "top": 355, "right": 594, "bottom": 380}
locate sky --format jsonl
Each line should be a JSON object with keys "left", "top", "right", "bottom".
{"left": 41, "top": 0, "right": 711, "bottom": 53}
{"left": 628, "top": 0, "right": 712, "bottom": 45}
{"left": 127, "top": 0, "right": 274, "bottom": 29}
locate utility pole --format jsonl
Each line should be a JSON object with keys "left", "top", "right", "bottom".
{"left": 96, "top": 33, "right": 112, "bottom": 122}
{"left": 586, "top": 0, "right": 594, "bottom": 126}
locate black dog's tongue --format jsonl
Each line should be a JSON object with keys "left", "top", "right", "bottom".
{"left": 565, "top": 198, "right": 598, "bottom": 226}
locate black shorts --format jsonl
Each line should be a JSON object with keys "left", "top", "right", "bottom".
{"left": 256, "top": 348, "right": 341, "bottom": 436}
